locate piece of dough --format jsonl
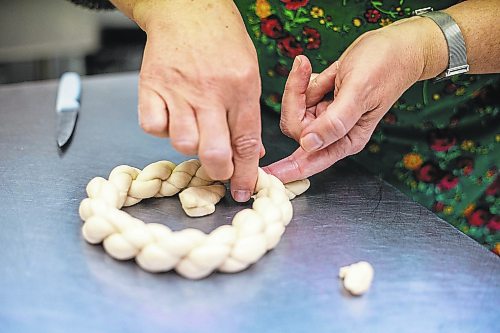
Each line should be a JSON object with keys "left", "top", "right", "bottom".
{"left": 79, "top": 159, "right": 309, "bottom": 279}
{"left": 339, "top": 261, "right": 374, "bottom": 296}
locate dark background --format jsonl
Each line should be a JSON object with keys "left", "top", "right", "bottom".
{"left": 0, "top": 0, "right": 142, "bottom": 84}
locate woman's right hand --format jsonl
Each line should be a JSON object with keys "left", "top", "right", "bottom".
{"left": 112, "top": 0, "right": 263, "bottom": 202}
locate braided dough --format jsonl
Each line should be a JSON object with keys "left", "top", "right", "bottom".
{"left": 79, "top": 159, "right": 310, "bottom": 279}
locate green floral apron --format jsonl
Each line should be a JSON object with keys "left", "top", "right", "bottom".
{"left": 235, "top": 0, "right": 500, "bottom": 254}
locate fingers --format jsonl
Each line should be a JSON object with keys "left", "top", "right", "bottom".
{"left": 262, "top": 150, "right": 302, "bottom": 184}
{"left": 228, "top": 101, "right": 262, "bottom": 202}
{"left": 299, "top": 78, "right": 362, "bottom": 153}
{"left": 280, "top": 55, "right": 312, "bottom": 141}
{"left": 314, "top": 100, "right": 331, "bottom": 117}
{"left": 263, "top": 135, "right": 356, "bottom": 183}
{"left": 305, "top": 61, "right": 339, "bottom": 108}
{"left": 167, "top": 93, "right": 199, "bottom": 155}
{"left": 265, "top": 114, "right": 376, "bottom": 183}
{"left": 262, "top": 146, "right": 331, "bottom": 184}
{"left": 196, "top": 106, "right": 233, "bottom": 181}
{"left": 138, "top": 85, "right": 169, "bottom": 137}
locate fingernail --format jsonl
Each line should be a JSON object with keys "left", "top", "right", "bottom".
{"left": 301, "top": 133, "right": 323, "bottom": 152}
{"left": 292, "top": 56, "right": 302, "bottom": 71}
{"left": 233, "top": 190, "right": 251, "bottom": 203}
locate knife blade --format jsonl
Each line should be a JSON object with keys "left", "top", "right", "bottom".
{"left": 56, "top": 72, "right": 81, "bottom": 148}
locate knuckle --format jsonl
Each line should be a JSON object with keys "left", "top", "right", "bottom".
{"left": 350, "top": 140, "right": 367, "bottom": 154}
{"left": 233, "top": 136, "right": 260, "bottom": 160}
{"left": 332, "top": 137, "right": 352, "bottom": 159}
{"left": 139, "top": 67, "right": 167, "bottom": 84}
{"left": 334, "top": 80, "right": 340, "bottom": 96}
{"left": 342, "top": 134, "right": 367, "bottom": 155}
{"left": 279, "top": 119, "right": 299, "bottom": 140}
{"left": 199, "top": 73, "right": 221, "bottom": 90}
{"left": 290, "top": 154, "right": 306, "bottom": 179}
{"left": 310, "top": 77, "right": 320, "bottom": 90}
{"left": 196, "top": 66, "right": 261, "bottom": 96}
{"left": 325, "top": 114, "right": 348, "bottom": 138}
{"left": 325, "top": 145, "right": 343, "bottom": 162}
{"left": 140, "top": 66, "right": 186, "bottom": 87}
{"left": 279, "top": 119, "right": 291, "bottom": 137}
{"left": 232, "top": 65, "right": 259, "bottom": 84}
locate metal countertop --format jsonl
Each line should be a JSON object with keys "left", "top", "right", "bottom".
{"left": 0, "top": 73, "right": 498, "bottom": 333}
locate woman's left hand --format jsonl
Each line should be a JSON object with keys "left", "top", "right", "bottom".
{"left": 264, "top": 17, "right": 447, "bottom": 183}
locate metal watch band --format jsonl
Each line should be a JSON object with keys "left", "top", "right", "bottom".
{"left": 417, "top": 9, "right": 470, "bottom": 80}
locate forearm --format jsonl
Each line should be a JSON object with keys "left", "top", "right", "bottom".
{"left": 420, "top": 0, "right": 500, "bottom": 79}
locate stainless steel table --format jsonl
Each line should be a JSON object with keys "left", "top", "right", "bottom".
{"left": 0, "top": 73, "right": 498, "bottom": 333}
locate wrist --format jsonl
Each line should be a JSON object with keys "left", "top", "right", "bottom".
{"left": 108, "top": 0, "right": 150, "bottom": 30}
{"left": 377, "top": 16, "right": 447, "bottom": 82}
{"left": 131, "top": 0, "right": 162, "bottom": 32}
{"left": 131, "top": 0, "right": 239, "bottom": 33}
{"left": 110, "top": 0, "right": 168, "bottom": 32}
{"left": 387, "top": 16, "right": 449, "bottom": 81}
{"left": 415, "top": 16, "right": 449, "bottom": 81}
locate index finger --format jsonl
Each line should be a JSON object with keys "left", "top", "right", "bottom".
{"left": 305, "top": 61, "right": 338, "bottom": 108}
{"left": 280, "top": 55, "right": 312, "bottom": 141}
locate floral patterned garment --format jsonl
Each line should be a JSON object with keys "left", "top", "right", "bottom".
{"left": 234, "top": 0, "right": 500, "bottom": 254}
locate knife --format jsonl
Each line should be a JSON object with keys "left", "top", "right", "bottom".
{"left": 56, "top": 72, "right": 81, "bottom": 148}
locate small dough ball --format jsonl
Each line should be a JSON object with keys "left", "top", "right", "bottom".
{"left": 339, "top": 261, "right": 374, "bottom": 296}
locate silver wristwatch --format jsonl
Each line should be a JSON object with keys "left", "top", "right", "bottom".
{"left": 414, "top": 7, "right": 470, "bottom": 80}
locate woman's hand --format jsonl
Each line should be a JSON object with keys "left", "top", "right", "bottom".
{"left": 264, "top": 17, "right": 448, "bottom": 183}
{"left": 112, "top": 0, "right": 263, "bottom": 202}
